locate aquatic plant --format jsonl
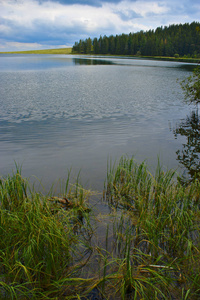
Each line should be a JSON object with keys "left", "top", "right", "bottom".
{"left": 103, "top": 156, "right": 200, "bottom": 299}
{"left": 0, "top": 158, "right": 200, "bottom": 299}
{"left": 0, "top": 168, "right": 94, "bottom": 299}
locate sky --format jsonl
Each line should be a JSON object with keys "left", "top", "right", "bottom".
{"left": 0, "top": 0, "right": 200, "bottom": 52}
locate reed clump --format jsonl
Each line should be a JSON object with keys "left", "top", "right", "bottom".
{"left": 0, "top": 168, "right": 94, "bottom": 299}
{"left": 103, "top": 156, "right": 200, "bottom": 299}
{"left": 0, "top": 157, "right": 200, "bottom": 299}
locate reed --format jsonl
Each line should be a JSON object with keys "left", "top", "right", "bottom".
{"left": 0, "top": 168, "right": 94, "bottom": 299}
{"left": 1, "top": 157, "right": 200, "bottom": 299}
{"left": 103, "top": 155, "right": 200, "bottom": 299}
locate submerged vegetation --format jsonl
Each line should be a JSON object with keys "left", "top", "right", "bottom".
{"left": 1, "top": 157, "right": 200, "bottom": 299}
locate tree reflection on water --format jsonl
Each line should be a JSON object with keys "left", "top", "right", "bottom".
{"left": 173, "top": 109, "right": 200, "bottom": 183}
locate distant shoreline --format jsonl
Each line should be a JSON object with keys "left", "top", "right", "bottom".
{"left": 0, "top": 48, "right": 199, "bottom": 63}
{"left": 0, "top": 48, "right": 72, "bottom": 55}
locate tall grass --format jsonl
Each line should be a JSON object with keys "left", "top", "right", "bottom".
{"left": 0, "top": 168, "right": 94, "bottom": 299}
{"left": 103, "top": 155, "right": 200, "bottom": 299}
{"left": 1, "top": 157, "right": 200, "bottom": 299}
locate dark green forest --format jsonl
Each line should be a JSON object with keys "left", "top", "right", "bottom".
{"left": 72, "top": 21, "right": 200, "bottom": 57}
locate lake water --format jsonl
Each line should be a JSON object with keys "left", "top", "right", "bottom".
{"left": 0, "top": 54, "right": 196, "bottom": 192}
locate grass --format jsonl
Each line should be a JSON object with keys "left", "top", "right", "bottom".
{"left": 0, "top": 48, "right": 199, "bottom": 64}
{"left": 0, "top": 48, "right": 72, "bottom": 54}
{"left": 103, "top": 156, "right": 200, "bottom": 299}
{"left": 139, "top": 55, "right": 200, "bottom": 63}
{"left": 0, "top": 168, "right": 94, "bottom": 299}
{"left": 1, "top": 157, "right": 200, "bottom": 299}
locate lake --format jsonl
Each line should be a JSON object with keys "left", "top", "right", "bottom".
{"left": 0, "top": 54, "right": 196, "bottom": 192}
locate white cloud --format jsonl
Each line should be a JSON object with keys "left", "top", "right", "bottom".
{"left": 0, "top": 24, "right": 11, "bottom": 34}
{"left": 1, "top": 0, "right": 118, "bottom": 32}
{"left": 2, "top": 41, "right": 43, "bottom": 50}
{"left": 0, "top": 40, "right": 68, "bottom": 51}
{"left": 0, "top": 0, "right": 199, "bottom": 51}
{"left": 0, "top": 0, "right": 170, "bottom": 33}
{"left": 0, "top": 41, "right": 42, "bottom": 50}
{"left": 106, "top": 0, "right": 169, "bottom": 18}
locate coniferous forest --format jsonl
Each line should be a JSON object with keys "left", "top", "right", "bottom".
{"left": 72, "top": 22, "right": 200, "bottom": 57}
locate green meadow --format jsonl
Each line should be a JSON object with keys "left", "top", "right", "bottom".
{"left": 1, "top": 156, "right": 200, "bottom": 299}
{"left": 0, "top": 48, "right": 72, "bottom": 54}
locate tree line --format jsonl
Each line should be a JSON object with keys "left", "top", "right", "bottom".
{"left": 72, "top": 22, "right": 200, "bottom": 57}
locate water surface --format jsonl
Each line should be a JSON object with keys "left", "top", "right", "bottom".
{"left": 0, "top": 54, "right": 196, "bottom": 191}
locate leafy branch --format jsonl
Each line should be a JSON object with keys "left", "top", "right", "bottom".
{"left": 180, "top": 66, "right": 200, "bottom": 105}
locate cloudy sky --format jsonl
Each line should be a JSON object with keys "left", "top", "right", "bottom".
{"left": 0, "top": 0, "right": 200, "bottom": 51}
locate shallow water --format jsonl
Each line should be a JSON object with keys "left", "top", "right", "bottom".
{"left": 0, "top": 54, "right": 196, "bottom": 191}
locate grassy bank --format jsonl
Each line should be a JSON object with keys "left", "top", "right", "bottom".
{"left": 0, "top": 48, "right": 72, "bottom": 54}
{"left": 1, "top": 157, "right": 200, "bottom": 299}
{"left": 0, "top": 48, "right": 199, "bottom": 64}
{"left": 71, "top": 51, "right": 199, "bottom": 63}
{"left": 141, "top": 56, "right": 200, "bottom": 64}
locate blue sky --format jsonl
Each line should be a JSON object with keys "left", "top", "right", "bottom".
{"left": 0, "top": 0, "right": 200, "bottom": 51}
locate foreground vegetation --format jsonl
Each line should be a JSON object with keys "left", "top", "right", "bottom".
{"left": 0, "top": 48, "right": 72, "bottom": 55}
{"left": 1, "top": 157, "right": 200, "bottom": 299}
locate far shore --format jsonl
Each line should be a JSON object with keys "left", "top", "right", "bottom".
{"left": 0, "top": 48, "right": 72, "bottom": 55}
{"left": 0, "top": 47, "right": 199, "bottom": 63}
